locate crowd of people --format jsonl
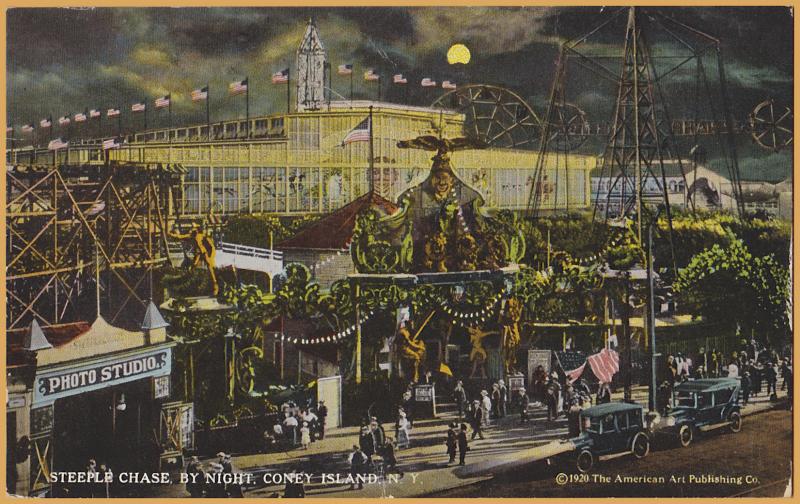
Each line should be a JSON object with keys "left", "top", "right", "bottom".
{"left": 184, "top": 453, "right": 242, "bottom": 498}
{"left": 264, "top": 400, "right": 328, "bottom": 451}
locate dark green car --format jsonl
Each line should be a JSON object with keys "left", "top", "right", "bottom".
{"left": 659, "top": 378, "right": 742, "bottom": 447}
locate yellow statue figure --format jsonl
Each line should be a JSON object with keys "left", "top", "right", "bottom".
{"left": 397, "top": 325, "right": 426, "bottom": 382}
{"left": 466, "top": 326, "right": 497, "bottom": 378}
{"left": 169, "top": 223, "right": 219, "bottom": 296}
{"left": 499, "top": 297, "right": 523, "bottom": 374}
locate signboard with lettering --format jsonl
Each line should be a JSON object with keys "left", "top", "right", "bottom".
{"left": 34, "top": 346, "right": 172, "bottom": 405}
{"left": 527, "top": 349, "right": 552, "bottom": 387}
{"left": 414, "top": 384, "right": 434, "bottom": 402}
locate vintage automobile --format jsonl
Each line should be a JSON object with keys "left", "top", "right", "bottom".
{"left": 548, "top": 402, "right": 651, "bottom": 473}
{"left": 659, "top": 378, "right": 742, "bottom": 447}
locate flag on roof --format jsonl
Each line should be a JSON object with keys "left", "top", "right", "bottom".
{"left": 587, "top": 348, "right": 619, "bottom": 384}
{"left": 74, "top": 112, "right": 87, "bottom": 122}
{"left": 191, "top": 86, "right": 208, "bottom": 102}
{"left": 40, "top": 118, "right": 52, "bottom": 128}
{"left": 155, "top": 95, "right": 170, "bottom": 109}
{"left": 48, "top": 138, "right": 68, "bottom": 150}
{"left": 272, "top": 69, "right": 289, "bottom": 84}
{"left": 229, "top": 78, "right": 248, "bottom": 96}
{"left": 102, "top": 137, "right": 121, "bottom": 150}
{"left": 364, "top": 69, "right": 379, "bottom": 81}
{"left": 59, "top": 115, "right": 71, "bottom": 125}
{"left": 341, "top": 117, "right": 370, "bottom": 145}
{"left": 131, "top": 102, "right": 146, "bottom": 113}
{"left": 393, "top": 74, "right": 407, "bottom": 84}
{"left": 107, "top": 108, "right": 121, "bottom": 117}
{"left": 421, "top": 78, "right": 437, "bottom": 87}
{"left": 89, "top": 109, "right": 101, "bottom": 118}
{"left": 21, "top": 124, "right": 34, "bottom": 133}
{"left": 442, "top": 80, "right": 457, "bottom": 90}
{"left": 337, "top": 64, "right": 353, "bottom": 75}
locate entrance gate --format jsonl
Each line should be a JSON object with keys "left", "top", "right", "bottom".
{"left": 159, "top": 401, "right": 194, "bottom": 469}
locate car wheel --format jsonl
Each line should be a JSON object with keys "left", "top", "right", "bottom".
{"left": 576, "top": 450, "right": 594, "bottom": 473}
{"left": 728, "top": 411, "right": 742, "bottom": 433}
{"left": 678, "top": 425, "right": 693, "bottom": 447}
{"left": 631, "top": 432, "right": 650, "bottom": 459}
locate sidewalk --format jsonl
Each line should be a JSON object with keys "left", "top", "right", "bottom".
{"left": 149, "top": 386, "right": 788, "bottom": 498}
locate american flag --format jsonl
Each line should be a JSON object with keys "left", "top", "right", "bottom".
{"left": 229, "top": 79, "right": 248, "bottom": 96}
{"left": 131, "top": 102, "right": 146, "bottom": 113}
{"left": 40, "top": 118, "right": 52, "bottom": 128}
{"left": 155, "top": 95, "right": 170, "bottom": 109}
{"left": 341, "top": 117, "right": 370, "bottom": 145}
{"left": 102, "top": 138, "right": 121, "bottom": 150}
{"left": 191, "top": 86, "right": 208, "bottom": 102}
{"left": 337, "top": 64, "right": 353, "bottom": 75}
{"left": 421, "top": 78, "right": 437, "bottom": 87}
{"left": 74, "top": 112, "right": 87, "bottom": 122}
{"left": 587, "top": 348, "right": 620, "bottom": 384}
{"left": 89, "top": 109, "right": 101, "bottom": 118}
{"left": 21, "top": 124, "right": 34, "bottom": 133}
{"left": 364, "top": 69, "right": 379, "bottom": 81}
{"left": 48, "top": 138, "right": 68, "bottom": 150}
{"left": 107, "top": 108, "right": 121, "bottom": 117}
{"left": 442, "top": 80, "right": 457, "bottom": 90}
{"left": 393, "top": 74, "right": 407, "bottom": 84}
{"left": 59, "top": 116, "right": 71, "bottom": 125}
{"left": 272, "top": 69, "right": 289, "bottom": 84}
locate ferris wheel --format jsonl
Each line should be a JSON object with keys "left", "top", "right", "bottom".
{"left": 749, "top": 99, "right": 793, "bottom": 152}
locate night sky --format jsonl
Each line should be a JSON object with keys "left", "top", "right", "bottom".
{"left": 6, "top": 7, "right": 794, "bottom": 180}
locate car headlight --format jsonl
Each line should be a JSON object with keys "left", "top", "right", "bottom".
{"left": 667, "top": 416, "right": 676, "bottom": 427}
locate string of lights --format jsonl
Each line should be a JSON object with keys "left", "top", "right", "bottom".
{"left": 278, "top": 308, "right": 375, "bottom": 345}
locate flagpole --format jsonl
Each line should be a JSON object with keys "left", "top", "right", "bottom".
{"left": 245, "top": 76, "right": 250, "bottom": 136}
{"left": 377, "top": 77, "right": 381, "bottom": 101}
{"left": 117, "top": 105, "right": 122, "bottom": 137}
{"left": 143, "top": 100, "right": 148, "bottom": 142}
{"left": 206, "top": 84, "right": 210, "bottom": 140}
{"left": 286, "top": 65, "right": 291, "bottom": 114}
{"left": 168, "top": 96, "right": 172, "bottom": 143}
{"left": 350, "top": 71, "right": 353, "bottom": 109}
{"left": 98, "top": 111, "right": 102, "bottom": 139}
{"left": 368, "top": 105, "right": 374, "bottom": 194}
{"left": 49, "top": 116, "right": 53, "bottom": 141}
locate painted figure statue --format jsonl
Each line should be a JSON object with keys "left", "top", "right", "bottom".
{"left": 499, "top": 297, "right": 523, "bottom": 374}
{"left": 169, "top": 223, "right": 219, "bottom": 296}
{"left": 397, "top": 325, "right": 427, "bottom": 382}
{"left": 466, "top": 326, "right": 497, "bottom": 378}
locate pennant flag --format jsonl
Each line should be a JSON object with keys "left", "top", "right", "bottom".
{"left": 89, "top": 109, "right": 101, "bottom": 118}
{"left": 74, "top": 112, "right": 87, "bottom": 122}
{"left": 21, "top": 124, "right": 34, "bottom": 133}
{"left": 587, "top": 348, "right": 620, "bottom": 384}
{"left": 271, "top": 68, "right": 289, "bottom": 84}
{"left": 364, "top": 69, "right": 380, "bottom": 81}
{"left": 102, "top": 137, "right": 121, "bottom": 150}
{"left": 59, "top": 115, "right": 71, "bottom": 126}
{"left": 341, "top": 117, "right": 370, "bottom": 145}
{"left": 40, "top": 118, "right": 52, "bottom": 128}
{"left": 442, "top": 80, "right": 457, "bottom": 90}
{"left": 48, "top": 138, "right": 68, "bottom": 150}
{"left": 191, "top": 86, "right": 208, "bottom": 102}
{"left": 107, "top": 108, "right": 121, "bottom": 117}
{"left": 229, "top": 78, "right": 248, "bottom": 96}
{"left": 131, "top": 102, "right": 146, "bottom": 113}
{"left": 337, "top": 63, "right": 353, "bottom": 75}
{"left": 155, "top": 94, "right": 171, "bottom": 109}
{"left": 439, "top": 362, "right": 453, "bottom": 377}
{"left": 421, "top": 78, "right": 437, "bottom": 87}
{"left": 393, "top": 74, "right": 407, "bottom": 84}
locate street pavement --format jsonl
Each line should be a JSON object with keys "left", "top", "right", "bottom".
{"left": 147, "top": 384, "right": 789, "bottom": 498}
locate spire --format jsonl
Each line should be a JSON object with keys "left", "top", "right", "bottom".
{"left": 296, "top": 18, "right": 328, "bottom": 111}
{"left": 24, "top": 319, "right": 53, "bottom": 352}
{"left": 141, "top": 301, "right": 169, "bottom": 331}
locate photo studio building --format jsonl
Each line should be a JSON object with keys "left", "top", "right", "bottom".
{"left": 6, "top": 303, "right": 175, "bottom": 497}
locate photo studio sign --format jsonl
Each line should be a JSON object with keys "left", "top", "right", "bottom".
{"left": 34, "top": 347, "right": 172, "bottom": 404}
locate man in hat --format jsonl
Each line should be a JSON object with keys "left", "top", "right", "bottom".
{"left": 185, "top": 455, "right": 205, "bottom": 497}
{"left": 457, "top": 423, "right": 470, "bottom": 466}
{"left": 453, "top": 380, "right": 467, "bottom": 420}
{"left": 207, "top": 462, "right": 227, "bottom": 498}
{"left": 348, "top": 445, "right": 368, "bottom": 490}
{"left": 445, "top": 422, "right": 458, "bottom": 464}
{"left": 517, "top": 387, "right": 530, "bottom": 424}
{"left": 316, "top": 400, "right": 328, "bottom": 440}
{"left": 469, "top": 400, "right": 484, "bottom": 440}
{"left": 480, "top": 390, "right": 492, "bottom": 427}
{"left": 498, "top": 380, "right": 509, "bottom": 418}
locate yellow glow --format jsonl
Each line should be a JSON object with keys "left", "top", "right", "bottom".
{"left": 447, "top": 44, "right": 471, "bottom": 65}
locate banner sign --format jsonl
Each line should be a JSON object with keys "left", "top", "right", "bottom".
{"left": 34, "top": 346, "right": 172, "bottom": 404}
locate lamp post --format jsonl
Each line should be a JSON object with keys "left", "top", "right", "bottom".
{"left": 646, "top": 207, "right": 663, "bottom": 413}
{"left": 223, "top": 327, "right": 241, "bottom": 404}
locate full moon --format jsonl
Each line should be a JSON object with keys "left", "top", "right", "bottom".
{"left": 447, "top": 44, "right": 471, "bottom": 64}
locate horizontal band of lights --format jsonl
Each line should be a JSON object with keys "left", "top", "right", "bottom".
{"left": 279, "top": 308, "right": 375, "bottom": 345}
{"left": 441, "top": 291, "right": 503, "bottom": 328}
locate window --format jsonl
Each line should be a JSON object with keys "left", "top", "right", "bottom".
{"left": 697, "top": 392, "right": 713, "bottom": 409}
{"left": 616, "top": 412, "right": 630, "bottom": 430}
{"left": 582, "top": 415, "right": 601, "bottom": 434}
{"left": 675, "top": 391, "right": 696, "bottom": 408}
{"left": 714, "top": 388, "right": 734, "bottom": 405}
{"left": 601, "top": 414, "right": 616, "bottom": 433}
{"left": 628, "top": 408, "right": 642, "bottom": 428}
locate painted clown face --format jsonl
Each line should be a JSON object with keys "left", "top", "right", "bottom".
{"left": 431, "top": 170, "right": 454, "bottom": 200}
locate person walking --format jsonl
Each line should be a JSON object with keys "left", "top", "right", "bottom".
{"left": 480, "top": 390, "right": 492, "bottom": 426}
{"left": 766, "top": 362, "right": 778, "bottom": 399}
{"left": 381, "top": 439, "right": 403, "bottom": 478}
{"left": 491, "top": 383, "right": 502, "bottom": 419}
{"left": 741, "top": 371, "right": 751, "bottom": 406}
{"left": 401, "top": 391, "right": 415, "bottom": 428}
{"left": 348, "top": 445, "right": 367, "bottom": 490}
{"left": 517, "top": 387, "right": 530, "bottom": 424}
{"left": 469, "top": 400, "right": 484, "bottom": 440}
{"left": 498, "top": 380, "right": 508, "bottom": 418}
{"left": 396, "top": 411, "right": 411, "bottom": 449}
{"left": 301, "top": 422, "right": 311, "bottom": 450}
{"left": 457, "top": 423, "right": 470, "bottom": 466}
{"left": 453, "top": 381, "right": 467, "bottom": 420}
{"left": 185, "top": 456, "right": 205, "bottom": 498}
{"left": 317, "top": 400, "right": 328, "bottom": 440}
{"left": 445, "top": 423, "right": 458, "bottom": 464}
